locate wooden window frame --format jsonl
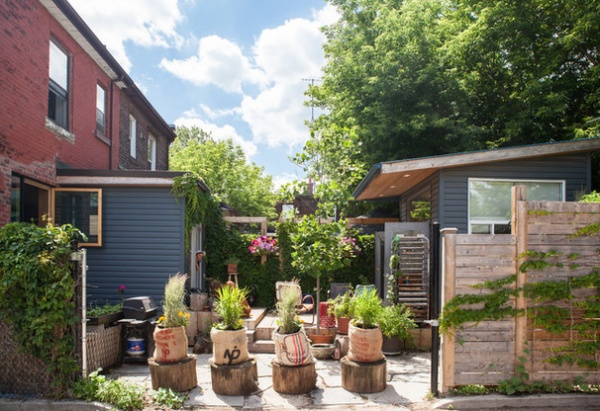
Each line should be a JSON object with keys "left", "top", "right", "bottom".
{"left": 52, "top": 188, "right": 103, "bottom": 247}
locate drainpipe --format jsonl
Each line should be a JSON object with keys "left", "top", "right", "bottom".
{"left": 425, "top": 222, "right": 441, "bottom": 397}
{"left": 108, "top": 79, "right": 115, "bottom": 169}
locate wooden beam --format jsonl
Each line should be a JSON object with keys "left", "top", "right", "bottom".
{"left": 512, "top": 186, "right": 529, "bottom": 378}
{"left": 223, "top": 216, "right": 267, "bottom": 224}
{"left": 441, "top": 227, "right": 457, "bottom": 393}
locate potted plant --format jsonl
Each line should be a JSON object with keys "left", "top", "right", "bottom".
{"left": 153, "top": 273, "right": 190, "bottom": 363}
{"left": 290, "top": 215, "right": 357, "bottom": 343}
{"left": 211, "top": 283, "right": 250, "bottom": 366}
{"left": 86, "top": 301, "right": 123, "bottom": 326}
{"left": 328, "top": 291, "right": 355, "bottom": 335}
{"left": 379, "top": 304, "right": 417, "bottom": 355}
{"left": 348, "top": 289, "right": 384, "bottom": 363}
{"left": 272, "top": 279, "right": 313, "bottom": 366}
{"left": 226, "top": 257, "right": 240, "bottom": 274}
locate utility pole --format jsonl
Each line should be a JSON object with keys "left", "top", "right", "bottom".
{"left": 302, "top": 77, "right": 320, "bottom": 122}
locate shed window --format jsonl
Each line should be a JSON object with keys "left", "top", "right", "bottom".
{"left": 48, "top": 40, "right": 69, "bottom": 129}
{"left": 468, "top": 179, "right": 564, "bottom": 234}
{"left": 11, "top": 175, "right": 50, "bottom": 226}
{"left": 54, "top": 188, "right": 102, "bottom": 246}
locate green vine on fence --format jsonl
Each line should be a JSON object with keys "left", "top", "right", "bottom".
{"left": 0, "top": 222, "right": 83, "bottom": 397}
{"left": 439, "top": 251, "right": 600, "bottom": 370}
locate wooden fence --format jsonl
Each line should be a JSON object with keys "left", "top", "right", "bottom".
{"left": 441, "top": 187, "right": 600, "bottom": 391}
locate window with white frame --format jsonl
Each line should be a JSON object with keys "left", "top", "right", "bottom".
{"left": 129, "top": 114, "right": 137, "bottom": 158}
{"left": 96, "top": 84, "right": 106, "bottom": 135}
{"left": 468, "top": 178, "right": 565, "bottom": 234}
{"left": 48, "top": 40, "right": 69, "bottom": 129}
{"left": 148, "top": 134, "right": 156, "bottom": 170}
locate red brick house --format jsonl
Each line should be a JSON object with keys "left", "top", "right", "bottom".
{"left": 0, "top": 0, "right": 175, "bottom": 226}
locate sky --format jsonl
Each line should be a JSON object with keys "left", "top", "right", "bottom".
{"left": 68, "top": 0, "right": 339, "bottom": 189}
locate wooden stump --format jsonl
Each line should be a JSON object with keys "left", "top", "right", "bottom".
{"left": 271, "top": 359, "right": 316, "bottom": 394}
{"left": 210, "top": 357, "right": 258, "bottom": 396}
{"left": 148, "top": 355, "right": 197, "bottom": 392}
{"left": 341, "top": 356, "right": 386, "bottom": 393}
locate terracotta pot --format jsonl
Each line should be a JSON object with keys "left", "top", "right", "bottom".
{"left": 273, "top": 328, "right": 313, "bottom": 366}
{"left": 227, "top": 263, "right": 238, "bottom": 274}
{"left": 347, "top": 323, "right": 384, "bottom": 363}
{"left": 210, "top": 327, "right": 249, "bottom": 366}
{"left": 153, "top": 326, "right": 188, "bottom": 363}
{"left": 336, "top": 317, "right": 351, "bottom": 335}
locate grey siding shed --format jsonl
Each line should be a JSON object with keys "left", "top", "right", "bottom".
{"left": 438, "top": 153, "right": 590, "bottom": 233}
{"left": 85, "top": 186, "right": 186, "bottom": 307}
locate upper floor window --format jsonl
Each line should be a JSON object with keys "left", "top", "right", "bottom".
{"left": 48, "top": 40, "right": 69, "bottom": 129}
{"left": 129, "top": 114, "right": 137, "bottom": 158}
{"left": 96, "top": 84, "right": 106, "bottom": 135}
{"left": 468, "top": 178, "right": 565, "bottom": 234}
{"left": 148, "top": 134, "right": 157, "bottom": 170}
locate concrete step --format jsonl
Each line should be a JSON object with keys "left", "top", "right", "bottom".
{"left": 248, "top": 339, "right": 275, "bottom": 354}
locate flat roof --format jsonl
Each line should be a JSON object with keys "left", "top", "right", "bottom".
{"left": 353, "top": 138, "right": 600, "bottom": 201}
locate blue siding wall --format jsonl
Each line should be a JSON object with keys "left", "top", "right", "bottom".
{"left": 85, "top": 186, "right": 186, "bottom": 308}
{"left": 439, "top": 154, "right": 590, "bottom": 233}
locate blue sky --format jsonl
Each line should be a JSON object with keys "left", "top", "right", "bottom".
{"left": 69, "top": 0, "right": 339, "bottom": 188}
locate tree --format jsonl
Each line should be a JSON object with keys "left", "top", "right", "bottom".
{"left": 170, "top": 126, "right": 276, "bottom": 217}
{"left": 305, "top": 0, "right": 600, "bottom": 173}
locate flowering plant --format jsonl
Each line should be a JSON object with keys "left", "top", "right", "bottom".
{"left": 339, "top": 236, "right": 361, "bottom": 259}
{"left": 248, "top": 235, "right": 278, "bottom": 256}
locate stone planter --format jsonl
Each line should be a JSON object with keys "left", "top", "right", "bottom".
{"left": 311, "top": 343, "right": 334, "bottom": 360}
{"left": 381, "top": 335, "right": 403, "bottom": 356}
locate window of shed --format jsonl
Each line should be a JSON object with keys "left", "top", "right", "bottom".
{"left": 468, "top": 179, "right": 564, "bottom": 234}
{"left": 53, "top": 189, "right": 102, "bottom": 246}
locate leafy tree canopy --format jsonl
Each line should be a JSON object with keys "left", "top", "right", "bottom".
{"left": 289, "top": 0, "right": 600, "bottom": 214}
{"left": 170, "top": 126, "right": 276, "bottom": 217}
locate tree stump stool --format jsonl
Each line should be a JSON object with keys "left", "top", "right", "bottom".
{"left": 271, "top": 359, "right": 316, "bottom": 394}
{"left": 340, "top": 356, "right": 386, "bottom": 393}
{"left": 209, "top": 356, "right": 258, "bottom": 396}
{"left": 148, "top": 355, "right": 197, "bottom": 392}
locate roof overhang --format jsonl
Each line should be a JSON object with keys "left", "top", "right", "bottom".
{"left": 353, "top": 138, "right": 600, "bottom": 201}
{"left": 56, "top": 169, "right": 210, "bottom": 192}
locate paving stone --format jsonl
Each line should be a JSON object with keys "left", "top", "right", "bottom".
{"left": 187, "top": 383, "right": 245, "bottom": 407}
{"left": 312, "top": 386, "right": 364, "bottom": 406}
{"left": 245, "top": 387, "right": 313, "bottom": 409}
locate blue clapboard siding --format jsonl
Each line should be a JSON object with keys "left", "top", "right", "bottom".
{"left": 85, "top": 186, "right": 186, "bottom": 308}
{"left": 438, "top": 153, "right": 590, "bottom": 233}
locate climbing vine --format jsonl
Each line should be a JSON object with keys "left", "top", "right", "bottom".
{"left": 0, "top": 222, "right": 83, "bottom": 397}
{"left": 440, "top": 249, "right": 600, "bottom": 371}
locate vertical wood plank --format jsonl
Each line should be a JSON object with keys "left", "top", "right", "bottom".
{"left": 512, "top": 186, "right": 528, "bottom": 375}
{"left": 441, "top": 228, "right": 457, "bottom": 393}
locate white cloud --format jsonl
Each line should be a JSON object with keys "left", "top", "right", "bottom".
{"left": 69, "top": 0, "right": 184, "bottom": 72}
{"left": 272, "top": 172, "right": 302, "bottom": 191}
{"left": 174, "top": 109, "right": 258, "bottom": 158}
{"left": 159, "top": 36, "right": 266, "bottom": 94}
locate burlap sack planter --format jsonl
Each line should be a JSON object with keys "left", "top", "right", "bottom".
{"left": 273, "top": 327, "right": 313, "bottom": 366}
{"left": 210, "top": 327, "right": 249, "bottom": 366}
{"left": 347, "top": 323, "right": 384, "bottom": 363}
{"left": 153, "top": 326, "right": 188, "bottom": 363}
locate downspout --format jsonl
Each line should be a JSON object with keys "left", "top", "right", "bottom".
{"left": 108, "top": 79, "right": 115, "bottom": 169}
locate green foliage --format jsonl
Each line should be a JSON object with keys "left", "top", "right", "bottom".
{"left": 451, "top": 385, "right": 490, "bottom": 396}
{"left": 159, "top": 273, "right": 190, "bottom": 328}
{"left": 378, "top": 303, "right": 417, "bottom": 339}
{"left": 170, "top": 126, "right": 276, "bottom": 217}
{"left": 275, "top": 279, "right": 303, "bottom": 334}
{"left": 579, "top": 191, "right": 600, "bottom": 203}
{"left": 290, "top": 215, "right": 356, "bottom": 279}
{"left": 213, "top": 284, "right": 249, "bottom": 330}
{"left": 410, "top": 201, "right": 431, "bottom": 222}
{"left": 86, "top": 302, "right": 122, "bottom": 317}
{"left": 352, "top": 289, "right": 383, "bottom": 329}
{"left": 328, "top": 291, "right": 356, "bottom": 318}
{"left": 151, "top": 387, "right": 185, "bottom": 409}
{"left": 0, "top": 222, "right": 82, "bottom": 396}
{"left": 72, "top": 369, "right": 144, "bottom": 411}
{"left": 439, "top": 275, "right": 519, "bottom": 335}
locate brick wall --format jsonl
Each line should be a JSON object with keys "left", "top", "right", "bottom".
{"left": 0, "top": 0, "right": 120, "bottom": 224}
{"left": 118, "top": 93, "right": 170, "bottom": 171}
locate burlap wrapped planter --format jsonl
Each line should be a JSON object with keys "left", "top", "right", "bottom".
{"left": 347, "top": 323, "right": 384, "bottom": 363}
